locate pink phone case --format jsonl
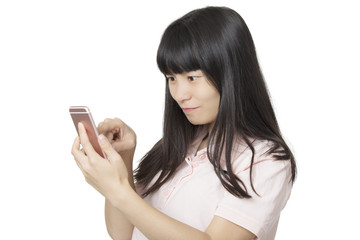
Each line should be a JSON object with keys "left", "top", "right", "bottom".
{"left": 69, "top": 106, "right": 106, "bottom": 158}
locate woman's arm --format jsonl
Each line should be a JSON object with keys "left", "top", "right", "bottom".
{"left": 97, "top": 118, "right": 137, "bottom": 239}
{"left": 105, "top": 199, "right": 133, "bottom": 240}
{"left": 113, "top": 182, "right": 255, "bottom": 240}
{"left": 72, "top": 122, "right": 255, "bottom": 240}
{"left": 105, "top": 151, "right": 135, "bottom": 239}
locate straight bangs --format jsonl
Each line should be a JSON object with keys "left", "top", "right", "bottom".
{"left": 157, "top": 22, "right": 201, "bottom": 75}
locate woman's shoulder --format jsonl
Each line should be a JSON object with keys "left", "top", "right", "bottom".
{"left": 231, "top": 137, "right": 275, "bottom": 158}
{"left": 228, "top": 137, "right": 289, "bottom": 174}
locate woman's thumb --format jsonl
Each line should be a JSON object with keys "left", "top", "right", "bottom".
{"left": 98, "top": 134, "right": 120, "bottom": 161}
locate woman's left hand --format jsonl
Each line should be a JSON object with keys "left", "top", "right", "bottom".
{"left": 71, "top": 122, "right": 129, "bottom": 202}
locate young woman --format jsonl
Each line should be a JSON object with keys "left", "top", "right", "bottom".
{"left": 72, "top": 6, "right": 296, "bottom": 240}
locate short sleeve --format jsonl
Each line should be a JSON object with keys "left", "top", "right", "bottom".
{"left": 215, "top": 153, "right": 293, "bottom": 239}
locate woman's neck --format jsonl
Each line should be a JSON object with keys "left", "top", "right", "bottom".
{"left": 196, "top": 125, "right": 212, "bottom": 152}
{"left": 197, "top": 135, "right": 209, "bottom": 152}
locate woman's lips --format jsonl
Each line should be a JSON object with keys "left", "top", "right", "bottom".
{"left": 182, "top": 107, "right": 198, "bottom": 113}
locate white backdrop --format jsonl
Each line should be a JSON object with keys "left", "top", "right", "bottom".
{"left": 1, "top": 0, "right": 359, "bottom": 239}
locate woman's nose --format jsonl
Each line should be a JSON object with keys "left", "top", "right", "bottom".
{"left": 170, "top": 81, "right": 191, "bottom": 103}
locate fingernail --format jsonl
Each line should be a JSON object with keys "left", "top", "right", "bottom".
{"left": 98, "top": 134, "right": 108, "bottom": 145}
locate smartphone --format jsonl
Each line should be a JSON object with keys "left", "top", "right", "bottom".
{"left": 69, "top": 106, "right": 106, "bottom": 158}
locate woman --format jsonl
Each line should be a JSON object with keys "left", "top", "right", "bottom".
{"left": 72, "top": 6, "right": 296, "bottom": 240}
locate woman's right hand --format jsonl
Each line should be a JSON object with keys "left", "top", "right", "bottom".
{"left": 97, "top": 118, "right": 137, "bottom": 162}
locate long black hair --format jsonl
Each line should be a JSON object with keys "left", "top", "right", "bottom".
{"left": 135, "top": 6, "right": 296, "bottom": 198}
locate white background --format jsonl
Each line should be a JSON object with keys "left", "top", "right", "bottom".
{"left": 1, "top": 0, "right": 359, "bottom": 239}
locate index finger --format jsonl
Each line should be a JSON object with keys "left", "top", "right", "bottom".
{"left": 97, "top": 118, "right": 125, "bottom": 134}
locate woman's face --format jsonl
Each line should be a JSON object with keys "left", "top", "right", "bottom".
{"left": 167, "top": 70, "right": 220, "bottom": 127}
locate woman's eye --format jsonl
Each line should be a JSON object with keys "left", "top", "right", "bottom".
{"left": 167, "top": 76, "right": 176, "bottom": 81}
{"left": 188, "top": 76, "right": 198, "bottom": 81}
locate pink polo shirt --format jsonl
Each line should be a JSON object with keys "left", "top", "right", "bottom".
{"left": 132, "top": 134, "right": 293, "bottom": 240}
